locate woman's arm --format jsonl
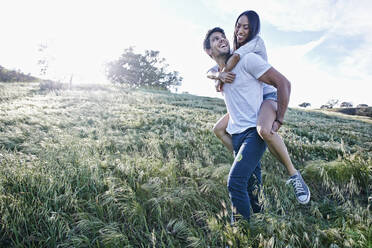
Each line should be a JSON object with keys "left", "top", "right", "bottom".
{"left": 207, "top": 69, "right": 220, "bottom": 80}
{"left": 207, "top": 68, "right": 223, "bottom": 92}
{"left": 226, "top": 36, "right": 267, "bottom": 72}
{"left": 225, "top": 53, "right": 240, "bottom": 72}
{"left": 206, "top": 67, "right": 236, "bottom": 84}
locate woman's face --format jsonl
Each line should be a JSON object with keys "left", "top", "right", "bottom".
{"left": 235, "top": 15, "right": 250, "bottom": 45}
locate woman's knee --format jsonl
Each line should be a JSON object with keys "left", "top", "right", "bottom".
{"left": 213, "top": 123, "right": 225, "bottom": 138}
{"left": 256, "top": 125, "right": 273, "bottom": 141}
{"left": 213, "top": 114, "right": 229, "bottom": 138}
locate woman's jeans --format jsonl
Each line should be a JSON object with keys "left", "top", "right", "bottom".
{"left": 228, "top": 127, "right": 267, "bottom": 220}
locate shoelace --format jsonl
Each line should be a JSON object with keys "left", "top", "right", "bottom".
{"left": 287, "top": 178, "right": 306, "bottom": 195}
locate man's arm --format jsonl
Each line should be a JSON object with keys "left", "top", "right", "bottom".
{"left": 258, "top": 67, "right": 291, "bottom": 125}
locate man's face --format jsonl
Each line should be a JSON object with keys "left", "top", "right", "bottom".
{"left": 206, "top": 32, "right": 230, "bottom": 58}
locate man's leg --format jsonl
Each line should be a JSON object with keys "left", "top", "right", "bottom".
{"left": 248, "top": 163, "right": 262, "bottom": 213}
{"left": 227, "top": 128, "right": 267, "bottom": 220}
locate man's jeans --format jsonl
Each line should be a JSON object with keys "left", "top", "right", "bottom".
{"left": 228, "top": 127, "right": 267, "bottom": 220}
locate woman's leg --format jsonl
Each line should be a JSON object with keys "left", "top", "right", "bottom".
{"left": 213, "top": 113, "right": 234, "bottom": 152}
{"left": 257, "top": 100, "right": 311, "bottom": 204}
{"left": 256, "top": 100, "right": 297, "bottom": 176}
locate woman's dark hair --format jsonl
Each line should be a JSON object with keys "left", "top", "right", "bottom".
{"left": 233, "top": 10, "right": 260, "bottom": 50}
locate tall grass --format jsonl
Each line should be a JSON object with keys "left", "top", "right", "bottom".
{"left": 0, "top": 82, "right": 371, "bottom": 247}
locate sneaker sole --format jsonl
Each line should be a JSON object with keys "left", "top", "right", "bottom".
{"left": 298, "top": 190, "right": 310, "bottom": 204}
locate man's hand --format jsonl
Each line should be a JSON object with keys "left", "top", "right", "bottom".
{"left": 258, "top": 67, "right": 291, "bottom": 128}
{"left": 218, "top": 71, "right": 235, "bottom": 83}
{"left": 271, "top": 120, "right": 282, "bottom": 133}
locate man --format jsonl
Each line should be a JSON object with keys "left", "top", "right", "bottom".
{"left": 203, "top": 27, "right": 308, "bottom": 220}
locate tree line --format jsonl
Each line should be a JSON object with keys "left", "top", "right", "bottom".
{"left": 299, "top": 100, "right": 368, "bottom": 109}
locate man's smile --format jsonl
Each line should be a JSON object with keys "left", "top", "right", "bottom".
{"left": 219, "top": 40, "right": 229, "bottom": 50}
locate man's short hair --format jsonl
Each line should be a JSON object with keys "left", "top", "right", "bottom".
{"left": 203, "top": 27, "right": 225, "bottom": 50}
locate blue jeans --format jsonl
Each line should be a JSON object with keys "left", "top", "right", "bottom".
{"left": 227, "top": 127, "right": 267, "bottom": 220}
{"left": 263, "top": 91, "right": 277, "bottom": 101}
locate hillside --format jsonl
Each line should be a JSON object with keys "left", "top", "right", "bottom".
{"left": 325, "top": 107, "right": 372, "bottom": 119}
{"left": 0, "top": 82, "right": 371, "bottom": 247}
{"left": 0, "top": 65, "right": 38, "bottom": 82}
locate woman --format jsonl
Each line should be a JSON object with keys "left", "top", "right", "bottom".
{"left": 207, "top": 10, "right": 310, "bottom": 204}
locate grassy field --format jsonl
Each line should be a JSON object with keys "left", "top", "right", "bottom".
{"left": 0, "top": 82, "right": 371, "bottom": 248}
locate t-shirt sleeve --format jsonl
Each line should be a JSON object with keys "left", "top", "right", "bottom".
{"left": 234, "top": 38, "right": 257, "bottom": 56}
{"left": 242, "top": 53, "right": 271, "bottom": 79}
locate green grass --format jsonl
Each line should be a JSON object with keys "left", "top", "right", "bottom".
{"left": 0, "top": 82, "right": 371, "bottom": 247}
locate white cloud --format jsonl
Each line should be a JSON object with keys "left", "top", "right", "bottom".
{"left": 203, "top": 0, "right": 372, "bottom": 32}
{"left": 268, "top": 37, "right": 372, "bottom": 108}
{"left": 202, "top": 0, "right": 335, "bottom": 31}
{"left": 201, "top": 0, "right": 372, "bottom": 106}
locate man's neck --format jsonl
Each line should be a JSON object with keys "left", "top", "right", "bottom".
{"left": 215, "top": 54, "right": 232, "bottom": 70}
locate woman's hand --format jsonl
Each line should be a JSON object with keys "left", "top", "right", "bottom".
{"left": 215, "top": 80, "right": 224, "bottom": 92}
{"left": 218, "top": 71, "right": 236, "bottom": 83}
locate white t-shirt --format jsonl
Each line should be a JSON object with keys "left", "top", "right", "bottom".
{"left": 222, "top": 53, "right": 272, "bottom": 134}
{"left": 235, "top": 35, "right": 268, "bottom": 61}
{"left": 235, "top": 36, "right": 276, "bottom": 95}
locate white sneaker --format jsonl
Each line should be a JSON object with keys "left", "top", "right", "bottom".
{"left": 286, "top": 171, "right": 310, "bottom": 204}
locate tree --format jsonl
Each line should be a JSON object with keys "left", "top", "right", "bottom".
{"left": 299, "top": 102, "right": 311, "bottom": 108}
{"left": 36, "top": 42, "right": 73, "bottom": 87}
{"left": 37, "top": 43, "right": 49, "bottom": 77}
{"left": 329, "top": 99, "right": 339, "bottom": 108}
{"left": 340, "top": 102, "right": 353, "bottom": 108}
{"left": 357, "top": 104, "right": 368, "bottom": 108}
{"left": 321, "top": 99, "right": 339, "bottom": 109}
{"left": 106, "top": 47, "right": 182, "bottom": 90}
{"left": 320, "top": 104, "right": 332, "bottom": 109}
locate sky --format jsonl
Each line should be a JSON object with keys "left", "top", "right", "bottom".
{"left": 1, "top": 0, "right": 372, "bottom": 108}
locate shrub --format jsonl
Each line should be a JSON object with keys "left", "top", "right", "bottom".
{"left": 39, "top": 80, "right": 68, "bottom": 91}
